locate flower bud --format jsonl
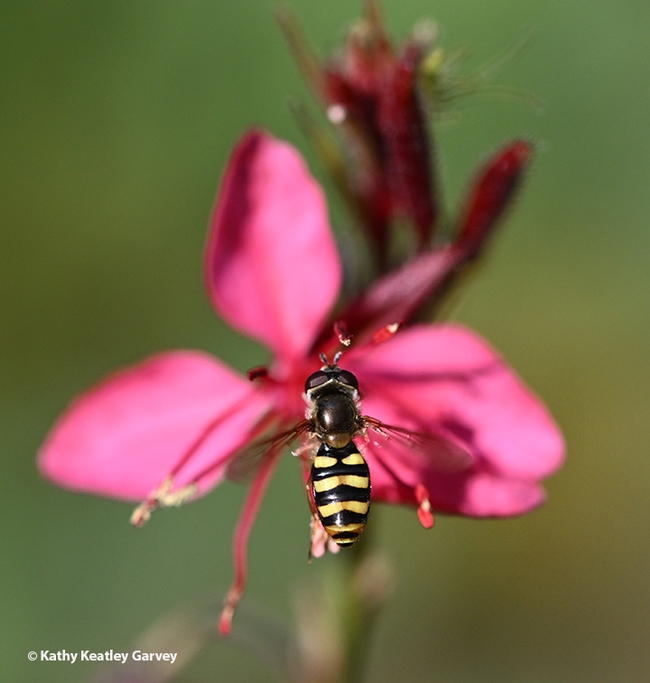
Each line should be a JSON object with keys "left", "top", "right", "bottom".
{"left": 455, "top": 140, "right": 533, "bottom": 259}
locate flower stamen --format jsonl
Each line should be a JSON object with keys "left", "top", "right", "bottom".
{"left": 334, "top": 320, "right": 353, "bottom": 347}
{"left": 132, "top": 394, "right": 274, "bottom": 527}
{"left": 370, "top": 322, "right": 402, "bottom": 345}
{"left": 415, "top": 483, "right": 435, "bottom": 529}
{"left": 167, "top": 393, "right": 255, "bottom": 481}
{"left": 130, "top": 499, "right": 157, "bottom": 527}
{"left": 247, "top": 365, "right": 269, "bottom": 381}
{"left": 308, "top": 512, "right": 341, "bottom": 560}
{"left": 219, "top": 443, "right": 284, "bottom": 635}
{"left": 130, "top": 477, "right": 198, "bottom": 527}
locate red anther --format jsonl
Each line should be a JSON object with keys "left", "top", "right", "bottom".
{"left": 370, "top": 322, "right": 402, "bottom": 345}
{"left": 247, "top": 366, "right": 269, "bottom": 381}
{"left": 218, "top": 618, "right": 231, "bottom": 636}
{"left": 334, "top": 320, "right": 353, "bottom": 346}
{"left": 130, "top": 499, "right": 156, "bottom": 527}
{"left": 415, "top": 482, "right": 429, "bottom": 505}
{"left": 219, "top": 584, "right": 245, "bottom": 635}
{"left": 415, "top": 483, "right": 435, "bottom": 529}
{"left": 218, "top": 576, "right": 243, "bottom": 637}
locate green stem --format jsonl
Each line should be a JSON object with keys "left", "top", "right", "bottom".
{"left": 335, "top": 520, "right": 392, "bottom": 683}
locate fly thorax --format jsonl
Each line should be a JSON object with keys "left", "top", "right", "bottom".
{"left": 315, "top": 393, "right": 357, "bottom": 434}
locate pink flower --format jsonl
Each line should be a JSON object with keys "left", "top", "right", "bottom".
{"left": 38, "top": 130, "right": 564, "bottom": 634}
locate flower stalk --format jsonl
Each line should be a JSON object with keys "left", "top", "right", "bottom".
{"left": 293, "top": 531, "right": 393, "bottom": 683}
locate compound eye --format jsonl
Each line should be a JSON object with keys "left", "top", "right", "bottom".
{"left": 305, "top": 371, "right": 329, "bottom": 392}
{"left": 338, "top": 369, "right": 359, "bottom": 390}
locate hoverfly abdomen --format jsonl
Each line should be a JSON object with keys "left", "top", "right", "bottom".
{"left": 311, "top": 441, "right": 371, "bottom": 547}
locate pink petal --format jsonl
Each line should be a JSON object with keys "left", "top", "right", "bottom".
{"left": 365, "top": 449, "right": 546, "bottom": 517}
{"left": 455, "top": 472, "right": 546, "bottom": 516}
{"left": 348, "top": 324, "right": 564, "bottom": 517}
{"left": 39, "top": 352, "right": 272, "bottom": 501}
{"left": 206, "top": 130, "right": 342, "bottom": 366}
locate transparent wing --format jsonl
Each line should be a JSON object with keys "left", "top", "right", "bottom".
{"left": 226, "top": 421, "right": 312, "bottom": 483}
{"left": 361, "top": 416, "right": 474, "bottom": 474}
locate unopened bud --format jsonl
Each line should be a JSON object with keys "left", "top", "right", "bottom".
{"left": 455, "top": 140, "right": 533, "bottom": 259}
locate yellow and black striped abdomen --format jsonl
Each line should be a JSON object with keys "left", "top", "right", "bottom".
{"left": 311, "top": 441, "right": 371, "bottom": 547}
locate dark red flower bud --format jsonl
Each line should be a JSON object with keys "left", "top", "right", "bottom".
{"left": 280, "top": 0, "right": 438, "bottom": 269}
{"left": 455, "top": 140, "right": 533, "bottom": 259}
{"left": 377, "top": 41, "right": 437, "bottom": 248}
{"left": 315, "top": 142, "right": 532, "bottom": 348}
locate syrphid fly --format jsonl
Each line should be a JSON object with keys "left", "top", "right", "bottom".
{"left": 303, "top": 356, "right": 370, "bottom": 547}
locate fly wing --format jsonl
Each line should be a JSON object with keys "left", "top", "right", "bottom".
{"left": 362, "top": 416, "right": 474, "bottom": 474}
{"left": 226, "top": 421, "right": 311, "bottom": 482}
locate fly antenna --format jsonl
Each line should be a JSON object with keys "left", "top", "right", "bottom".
{"left": 319, "top": 350, "right": 343, "bottom": 369}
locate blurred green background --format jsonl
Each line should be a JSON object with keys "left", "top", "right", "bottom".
{"left": 2, "top": 0, "right": 649, "bottom": 681}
